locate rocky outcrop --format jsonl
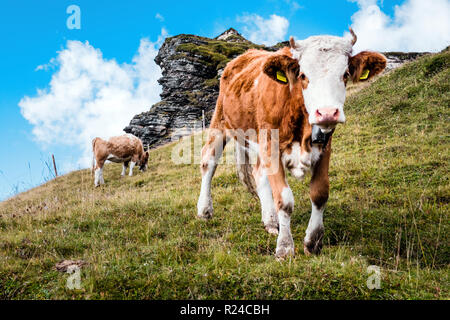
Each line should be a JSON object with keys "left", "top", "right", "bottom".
{"left": 384, "top": 52, "right": 428, "bottom": 71}
{"left": 124, "top": 29, "right": 266, "bottom": 148}
{"left": 124, "top": 28, "right": 426, "bottom": 148}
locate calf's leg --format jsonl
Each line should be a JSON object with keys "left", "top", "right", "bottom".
{"left": 304, "top": 144, "right": 331, "bottom": 255}
{"left": 253, "top": 162, "right": 278, "bottom": 235}
{"left": 265, "top": 159, "right": 294, "bottom": 258}
{"left": 128, "top": 162, "right": 136, "bottom": 177}
{"left": 197, "top": 129, "right": 227, "bottom": 219}
{"left": 94, "top": 159, "right": 105, "bottom": 187}
{"left": 121, "top": 161, "right": 129, "bottom": 176}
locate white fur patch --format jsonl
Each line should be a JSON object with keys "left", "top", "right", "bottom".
{"left": 310, "top": 146, "right": 321, "bottom": 164}
{"left": 276, "top": 209, "right": 294, "bottom": 257}
{"left": 282, "top": 143, "right": 321, "bottom": 179}
{"left": 125, "top": 133, "right": 138, "bottom": 141}
{"left": 256, "top": 169, "right": 277, "bottom": 226}
{"left": 278, "top": 209, "right": 291, "bottom": 229}
{"left": 305, "top": 202, "right": 324, "bottom": 243}
{"left": 128, "top": 161, "right": 136, "bottom": 176}
{"left": 291, "top": 35, "right": 351, "bottom": 127}
{"left": 281, "top": 186, "right": 294, "bottom": 210}
{"left": 197, "top": 159, "right": 217, "bottom": 217}
{"left": 94, "top": 167, "right": 103, "bottom": 186}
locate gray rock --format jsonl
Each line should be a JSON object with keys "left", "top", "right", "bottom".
{"left": 383, "top": 52, "right": 428, "bottom": 71}
{"left": 124, "top": 31, "right": 265, "bottom": 148}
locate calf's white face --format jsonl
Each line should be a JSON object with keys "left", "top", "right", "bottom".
{"left": 289, "top": 31, "right": 388, "bottom": 133}
{"left": 291, "top": 35, "right": 353, "bottom": 132}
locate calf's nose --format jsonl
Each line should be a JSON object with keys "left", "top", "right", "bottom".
{"left": 315, "top": 108, "right": 340, "bottom": 125}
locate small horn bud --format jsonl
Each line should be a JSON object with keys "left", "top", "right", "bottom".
{"left": 289, "top": 36, "right": 297, "bottom": 49}
{"left": 349, "top": 27, "right": 357, "bottom": 45}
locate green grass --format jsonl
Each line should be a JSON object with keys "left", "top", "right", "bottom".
{"left": 173, "top": 36, "right": 264, "bottom": 71}
{"left": 0, "top": 51, "right": 449, "bottom": 300}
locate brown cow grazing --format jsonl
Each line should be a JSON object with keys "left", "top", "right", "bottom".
{"left": 197, "top": 29, "right": 386, "bottom": 258}
{"left": 92, "top": 133, "right": 149, "bottom": 187}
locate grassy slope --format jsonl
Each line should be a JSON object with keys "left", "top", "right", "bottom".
{"left": 173, "top": 34, "right": 265, "bottom": 71}
{"left": 0, "top": 50, "right": 449, "bottom": 300}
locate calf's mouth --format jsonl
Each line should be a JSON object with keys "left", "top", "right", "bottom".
{"left": 311, "top": 125, "right": 334, "bottom": 146}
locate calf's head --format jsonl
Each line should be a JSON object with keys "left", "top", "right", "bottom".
{"left": 139, "top": 151, "right": 149, "bottom": 172}
{"left": 264, "top": 29, "right": 387, "bottom": 133}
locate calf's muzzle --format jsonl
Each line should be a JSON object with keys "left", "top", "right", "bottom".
{"left": 315, "top": 108, "right": 341, "bottom": 126}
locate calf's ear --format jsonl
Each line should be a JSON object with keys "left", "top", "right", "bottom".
{"left": 349, "top": 51, "right": 387, "bottom": 82}
{"left": 263, "top": 55, "right": 299, "bottom": 87}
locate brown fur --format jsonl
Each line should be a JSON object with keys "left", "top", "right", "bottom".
{"left": 92, "top": 134, "right": 148, "bottom": 171}
{"left": 202, "top": 48, "right": 307, "bottom": 221}
{"left": 214, "top": 47, "right": 309, "bottom": 152}
{"left": 205, "top": 47, "right": 318, "bottom": 211}
{"left": 200, "top": 42, "right": 386, "bottom": 256}
{"left": 310, "top": 138, "right": 332, "bottom": 208}
{"left": 349, "top": 51, "right": 387, "bottom": 83}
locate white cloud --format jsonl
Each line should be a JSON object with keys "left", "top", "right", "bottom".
{"left": 155, "top": 13, "right": 164, "bottom": 22}
{"left": 35, "top": 57, "right": 57, "bottom": 71}
{"left": 284, "top": 0, "right": 303, "bottom": 11}
{"left": 348, "top": 0, "right": 450, "bottom": 52}
{"left": 237, "top": 14, "right": 289, "bottom": 46}
{"left": 19, "top": 29, "right": 168, "bottom": 169}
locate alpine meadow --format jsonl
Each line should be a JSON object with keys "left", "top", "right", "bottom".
{"left": 0, "top": 48, "right": 449, "bottom": 300}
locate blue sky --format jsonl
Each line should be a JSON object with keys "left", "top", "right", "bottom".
{"left": 0, "top": 0, "right": 449, "bottom": 200}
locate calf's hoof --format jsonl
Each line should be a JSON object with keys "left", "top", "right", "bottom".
{"left": 303, "top": 227, "right": 324, "bottom": 256}
{"left": 263, "top": 210, "right": 279, "bottom": 235}
{"left": 275, "top": 236, "right": 295, "bottom": 259}
{"left": 264, "top": 223, "right": 279, "bottom": 235}
{"left": 275, "top": 245, "right": 295, "bottom": 260}
{"left": 197, "top": 203, "right": 213, "bottom": 220}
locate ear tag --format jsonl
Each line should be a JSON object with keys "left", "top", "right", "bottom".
{"left": 276, "top": 70, "right": 287, "bottom": 83}
{"left": 360, "top": 69, "right": 370, "bottom": 80}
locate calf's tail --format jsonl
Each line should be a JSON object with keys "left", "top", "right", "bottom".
{"left": 91, "top": 137, "right": 99, "bottom": 174}
{"left": 234, "top": 143, "right": 258, "bottom": 198}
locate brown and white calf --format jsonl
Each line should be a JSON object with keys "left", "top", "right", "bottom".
{"left": 92, "top": 133, "right": 149, "bottom": 186}
{"left": 197, "top": 29, "right": 386, "bottom": 258}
